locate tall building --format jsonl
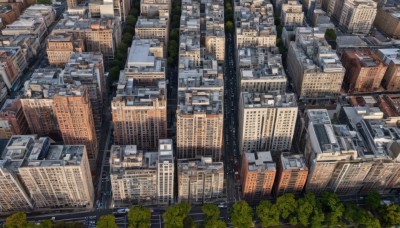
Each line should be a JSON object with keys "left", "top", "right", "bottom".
{"left": 287, "top": 27, "right": 345, "bottom": 99}
{"left": 0, "top": 99, "right": 29, "bottom": 139}
{"left": 0, "top": 46, "right": 27, "bottom": 91}
{"left": 177, "top": 157, "right": 224, "bottom": 203}
{"left": 341, "top": 50, "right": 387, "bottom": 92}
{"left": 47, "top": 34, "right": 84, "bottom": 67}
{"left": 0, "top": 135, "right": 94, "bottom": 212}
{"left": 112, "top": 77, "right": 167, "bottom": 150}
{"left": 135, "top": 17, "right": 169, "bottom": 45}
{"left": 205, "top": 2, "right": 225, "bottom": 61}
{"left": 375, "top": 7, "right": 400, "bottom": 39}
{"left": 241, "top": 151, "right": 276, "bottom": 201}
{"left": 21, "top": 69, "right": 63, "bottom": 140}
{"left": 275, "top": 152, "right": 308, "bottom": 196}
{"left": 110, "top": 145, "right": 158, "bottom": 205}
{"left": 333, "top": 0, "right": 377, "bottom": 34}
{"left": 281, "top": 0, "right": 304, "bottom": 27}
{"left": 237, "top": 47, "right": 287, "bottom": 94}
{"left": 239, "top": 92, "right": 298, "bottom": 154}
{"left": 124, "top": 39, "right": 166, "bottom": 85}
{"left": 64, "top": 52, "right": 105, "bottom": 139}
{"left": 53, "top": 86, "right": 98, "bottom": 170}
{"left": 377, "top": 49, "right": 400, "bottom": 91}
{"left": 140, "top": 0, "right": 170, "bottom": 17}
{"left": 157, "top": 139, "right": 174, "bottom": 204}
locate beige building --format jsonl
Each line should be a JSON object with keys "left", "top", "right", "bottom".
{"left": 140, "top": 0, "right": 170, "bottom": 17}
{"left": 375, "top": 6, "right": 400, "bottom": 39}
{"left": 53, "top": 86, "right": 98, "bottom": 170}
{"left": 377, "top": 49, "right": 400, "bottom": 91}
{"left": 241, "top": 151, "right": 276, "bottom": 201}
{"left": 287, "top": 27, "right": 345, "bottom": 99}
{"left": 239, "top": 92, "right": 298, "bottom": 154}
{"left": 177, "top": 157, "right": 224, "bottom": 203}
{"left": 205, "top": 2, "right": 225, "bottom": 61}
{"left": 275, "top": 152, "right": 308, "bottom": 196}
{"left": 281, "top": 0, "right": 304, "bottom": 27}
{"left": 157, "top": 139, "right": 174, "bottom": 204}
{"left": 238, "top": 48, "right": 287, "bottom": 93}
{"left": 124, "top": 39, "right": 165, "bottom": 85}
{"left": 47, "top": 34, "right": 84, "bottom": 67}
{"left": 2, "top": 18, "right": 47, "bottom": 42}
{"left": 1, "top": 135, "right": 94, "bottom": 212}
{"left": 110, "top": 145, "right": 158, "bottom": 205}
{"left": 235, "top": 2, "right": 276, "bottom": 48}
{"left": 135, "top": 16, "right": 168, "bottom": 45}
{"left": 334, "top": 0, "right": 377, "bottom": 34}
{"left": 112, "top": 77, "right": 167, "bottom": 151}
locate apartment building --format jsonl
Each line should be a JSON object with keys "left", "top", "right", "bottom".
{"left": 205, "top": 2, "right": 225, "bottom": 61}
{"left": 376, "top": 49, "right": 400, "bottom": 91}
{"left": 135, "top": 16, "right": 168, "bottom": 45}
{"left": 0, "top": 4, "right": 20, "bottom": 27}
{"left": 67, "top": 0, "right": 82, "bottom": 9}
{"left": 124, "top": 39, "right": 166, "bottom": 85}
{"left": 239, "top": 92, "right": 297, "bottom": 154}
{"left": 0, "top": 50, "right": 19, "bottom": 91}
{"left": 157, "top": 139, "right": 174, "bottom": 204}
{"left": 375, "top": 6, "right": 400, "bottom": 39}
{"left": 287, "top": 27, "right": 345, "bottom": 99}
{"left": 275, "top": 152, "right": 308, "bottom": 196}
{"left": 0, "top": 99, "right": 29, "bottom": 139}
{"left": 52, "top": 16, "right": 122, "bottom": 66}
{"left": 235, "top": 1, "right": 276, "bottom": 48}
{"left": 241, "top": 151, "right": 276, "bottom": 201}
{"left": 0, "top": 135, "right": 94, "bottom": 212}
{"left": 177, "top": 157, "right": 224, "bottom": 203}
{"left": 20, "top": 4, "right": 55, "bottom": 28}
{"left": 110, "top": 145, "right": 158, "bottom": 205}
{"left": 341, "top": 50, "right": 387, "bottom": 92}
{"left": 176, "top": 66, "right": 224, "bottom": 160}
{"left": 0, "top": 34, "right": 40, "bottom": 64}
{"left": 21, "top": 69, "right": 63, "bottom": 140}
{"left": 1, "top": 16, "right": 48, "bottom": 42}
{"left": 281, "top": 0, "right": 304, "bottom": 27}
{"left": 64, "top": 52, "right": 105, "bottom": 139}
{"left": 333, "top": 0, "right": 377, "bottom": 34}
{"left": 47, "top": 34, "right": 84, "bottom": 66}
{"left": 238, "top": 48, "right": 287, "bottom": 93}
{"left": 18, "top": 138, "right": 94, "bottom": 209}
{"left": 52, "top": 86, "right": 98, "bottom": 170}
{"left": 140, "top": 0, "right": 170, "bottom": 17}
{"left": 112, "top": 77, "right": 167, "bottom": 150}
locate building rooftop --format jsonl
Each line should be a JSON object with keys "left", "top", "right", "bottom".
{"left": 136, "top": 16, "right": 168, "bottom": 28}
{"left": 241, "top": 92, "right": 297, "bottom": 108}
{"left": 177, "top": 157, "right": 223, "bottom": 172}
{"left": 377, "top": 48, "right": 400, "bottom": 65}
{"left": 110, "top": 145, "right": 158, "bottom": 175}
{"left": 344, "top": 50, "right": 384, "bottom": 68}
{"left": 235, "top": 3, "right": 276, "bottom": 36}
{"left": 178, "top": 62, "right": 224, "bottom": 88}
{"left": 280, "top": 152, "right": 307, "bottom": 170}
{"left": 158, "top": 139, "right": 173, "bottom": 163}
{"left": 245, "top": 151, "right": 276, "bottom": 172}
{"left": 113, "top": 77, "right": 166, "bottom": 107}
{"left": 125, "top": 39, "right": 165, "bottom": 73}
{"left": 64, "top": 52, "right": 103, "bottom": 84}
{"left": 177, "top": 89, "right": 223, "bottom": 115}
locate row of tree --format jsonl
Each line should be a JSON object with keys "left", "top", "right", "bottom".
{"left": 231, "top": 191, "right": 400, "bottom": 228}
{"left": 4, "top": 191, "right": 399, "bottom": 228}
{"left": 167, "top": 0, "right": 182, "bottom": 66}
{"left": 108, "top": 2, "right": 140, "bottom": 82}
{"left": 224, "top": 0, "right": 234, "bottom": 33}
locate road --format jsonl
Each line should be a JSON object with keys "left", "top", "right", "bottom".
{"left": 223, "top": 31, "right": 241, "bottom": 206}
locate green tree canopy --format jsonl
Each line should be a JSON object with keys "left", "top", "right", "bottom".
{"left": 5, "top": 212, "right": 27, "bottom": 228}
{"left": 365, "top": 190, "right": 382, "bottom": 211}
{"left": 276, "top": 193, "right": 297, "bottom": 220}
{"left": 163, "top": 202, "right": 192, "bottom": 228}
{"left": 183, "top": 216, "right": 195, "bottom": 228}
{"left": 126, "top": 15, "right": 137, "bottom": 26}
{"left": 128, "top": 206, "right": 151, "bottom": 228}
{"left": 36, "top": 0, "right": 52, "bottom": 4}
{"left": 325, "top": 28, "right": 337, "bottom": 40}
{"left": 382, "top": 204, "right": 400, "bottom": 226}
{"left": 320, "top": 192, "right": 345, "bottom": 226}
{"left": 230, "top": 201, "right": 253, "bottom": 228}
{"left": 202, "top": 203, "right": 220, "bottom": 221}
{"left": 225, "top": 21, "right": 234, "bottom": 33}
{"left": 97, "top": 214, "right": 118, "bottom": 228}
{"left": 205, "top": 219, "right": 226, "bottom": 228}
{"left": 256, "top": 200, "right": 279, "bottom": 227}
{"left": 123, "top": 32, "right": 133, "bottom": 45}
{"left": 108, "top": 66, "right": 121, "bottom": 81}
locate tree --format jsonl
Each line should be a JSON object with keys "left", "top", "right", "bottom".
{"left": 310, "top": 207, "right": 325, "bottom": 228}
{"left": 163, "top": 202, "right": 192, "bottom": 228}
{"left": 129, "top": 8, "right": 138, "bottom": 17}
{"left": 256, "top": 200, "right": 279, "bottom": 227}
{"left": 128, "top": 206, "right": 151, "bottom": 228}
{"left": 183, "top": 216, "right": 195, "bottom": 228}
{"left": 230, "top": 201, "right": 253, "bottom": 228}
{"left": 202, "top": 203, "right": 220, "bottom": 221}
{"left": 225, "top": 21, "right": 234, "bottom": 33}
{"left": 123, "top": 32, "right": 133, "bottom": 45}
{"left": 169, "top": 28, "right": 180, "bottom": 41}
{"left": 365, "top": 190, "right": 382, "bottom": 211}
{"left": 97, "top": 214, "right": 118, "bottom": 228}
{"left": 125, "top": 26, "right": 134, "bottom": 34}
{"left": 320, "top": 192, "right": 344, "bottom": 226}
{"left": 382, "top": 204, "right": 400, "bottom": 226}
{"left": 126, "top": 15, "right": 137, "bottom": 26}
{"left": 39, "top": 220, "right": 53, "bottom": 228}
{"left": 276, "top": 193, "right": 297, "bottom": 220}
{"left": 205, "top": 219, "right": 226, "bottom": 228}
{"left": 296, "top": 197, "right": 314, "bottom": 226}
{"left": 36, "top": 0, "right": 52, "bottom": 4}
{"left": 108, "top": 66, "right": 120, "bottom": 81}
{"left": 324, "top": 28, "right": 337, "bottom": 40}
{"left": 5, "top": 212, "right": 27, "bottom": 228}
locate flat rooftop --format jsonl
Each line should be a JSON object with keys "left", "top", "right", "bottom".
{"left": 241, "top": 92, "right": 297, "bottom": 108}
{"left": 245, "top": 151, "right": 276, "bottom": 172}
